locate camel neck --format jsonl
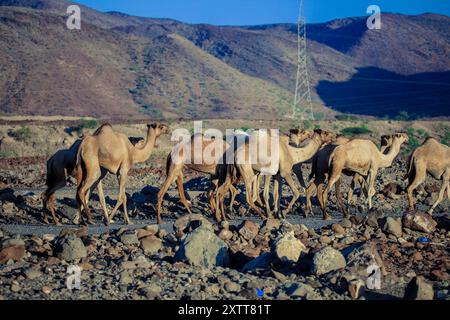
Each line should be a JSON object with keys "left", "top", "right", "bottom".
{"left": 132, "top": 129, "right": 157, "bottom": 164}
{"left": 379, "top": 139, "right": 401, "bottom": 168}
{"left": 287, "top": 135, "right": 322, "bottom": 164}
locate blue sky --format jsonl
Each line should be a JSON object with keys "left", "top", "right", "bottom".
{"left": 75, "top": 0, "right": 450, "bottom": 25}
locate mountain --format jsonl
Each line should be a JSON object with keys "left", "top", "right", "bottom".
{"left": 0, "top": 0, "right": 449, "bottom": 119}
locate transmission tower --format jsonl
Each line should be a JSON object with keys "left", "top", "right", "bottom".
{"left": 291, "top": 0, "right": 314, "bottom": 120}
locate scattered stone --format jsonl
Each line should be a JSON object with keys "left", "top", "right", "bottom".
{"left": 382, "top": 217, "right": 402, "bottom": 238}
{"left": 272, "top": 231, "right": 307, "bottom": 263}
{"left": 402, "top": 212, "right": 437, "bottom": 233}
{"left": 173, "top": 214, "right": 213, "bottom": 234}
{"left": 404, "top": 276, "right": 434, "bottom": 300}
{"left": 175, "top": 226, "right": 229, "bottom": 268}
{"left": 0, "top": 245, "right": 25, "bottom": 264}
{"left": 55, "top": 235, "right": 87, "bottom": 262}
{"left": 120, "top": 231, "right": 139, "bottom": 246}
{"left": 430, "top": 270, "right": 449, "bottom": 281}
{"left": 224, "top": 281, "right": 241, "bottom": 293}
{"left": 242, "top": 252, "right": 272, "bottom": 272}
{"left": 348, "top": 279, "right": 365, "bottom": 299}
{"left": 141, "top": 284, "right": 162, "bottom": 299}
{"left": 340, "top": 218, "right": 353, "bottom": 228}
{"left": 10, "top": 284, "right": 21, "bottom": 293}
{"left": 42, "top": 286, "right": 52, "bottom": 295}
{"left": 287, "top": 283, "right": 322, "bottom": 300}
{"left": 218, "top": 229, "right": 233, "bottom": 241}
{"left": 140, "top": 236, "right": 163, "bottom": 255}
{"left": 332, "top": 224, "right": 346, "bottom": 235}
{"left": 238, "top": 220, "right": 260, "bottom": 241}
{"left": 24, "top": 268, "right": 42, "bottom": 280}
{"left": 263, "top": 218, "right": 281, "bottom": 231}
{"left": 312, "top": 246, "right": 346, "bottom": 275}
{"left": 319, "top": 236, "right": 332, "bottom": 244}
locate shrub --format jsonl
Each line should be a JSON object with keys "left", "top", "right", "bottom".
{"left": 441, "top": 131, "right": 450, "bottom": 146}
{"left": 335, "top": 114, "right": 358, "bottom": 122}
{"left": 340, "top": 125, "right": 371, "bottom": 136}
{"left": 12, "top": 126, "right": 32, "bottom": 141}
{"left": 77, "top": 118, "right": 98, "bottom": 135}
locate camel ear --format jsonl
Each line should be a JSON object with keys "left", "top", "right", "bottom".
{"left": 289, "top": 129, "right": 299, "bottom": 135}
{"left": 314, "top": 129, "right": 323, "bottom": 135}
{"left": 148, "top": 123, "right": 157, "bottom": 129}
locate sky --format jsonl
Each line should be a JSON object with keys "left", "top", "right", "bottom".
{"left": 75, "top": 0, "right": 450, "bottom": 25}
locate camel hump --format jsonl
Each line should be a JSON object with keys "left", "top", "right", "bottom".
{"left": 93, "top": 123, "right": 113, "bottom": 136}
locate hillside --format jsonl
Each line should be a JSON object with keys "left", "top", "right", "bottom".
{"left": 0, "top": 0, "right": 449, "bottom": 119}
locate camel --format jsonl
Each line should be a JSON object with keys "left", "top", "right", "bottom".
{"left": 235, "top": 129, "right": 336, "bottom": 218}
{"left": 303, "top": 134, "right": 395, "bottom": 217}
{"left": 321, "top": 133, "right": 408, "bottom": 219}
{"left": 76, "top": 123, "right": 168, "bottom": 225}
{"left": 156, "top": 132, "right": 243, "bottom": 224}
{"left": 42, "top": 136, "right": 144, "bottom": 225}
{"left": 214, "top": 129, "right": 314, "bottom": 220}
{"left": 406, "top": 137, "right": 450, "bottom": 214}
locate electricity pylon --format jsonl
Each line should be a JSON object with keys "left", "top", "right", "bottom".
{"left": 291, "top": 0, "right": 314, "bottom": 120}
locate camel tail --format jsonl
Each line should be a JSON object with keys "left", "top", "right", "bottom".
{"left": 404, "top": 150, "right": 417, "bottom": 184}
{"left": 165, "top": 153, "right": 172, "bottom": 177}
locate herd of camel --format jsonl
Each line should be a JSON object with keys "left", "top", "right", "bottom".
{"left": 41, "top": 122, "right": 450, "bottom": 226}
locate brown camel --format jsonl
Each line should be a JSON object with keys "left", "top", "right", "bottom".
{"left": 303, "top": 134, "right": 395, "bottom": 217}
{"left": 406, "top": 137, "right": 450, "bottom": 214}
{"left": 76, "top": 123, "right": 168, "bottom": 225}
{"left": 42, "top": 137, "right": 144, "bottom": 225}
{"left": 235, "top": 129, "right": 336, "bottom": 218}
{"left": 321, "top": 133, "right": 408, "bottom": 219}
{"left": 156, "top": 133, "right": 242, "bottom": 224}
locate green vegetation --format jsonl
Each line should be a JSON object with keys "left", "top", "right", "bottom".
{"left": 340, "top": 125, "right": 371, "bottom": 136}
{"left": 303, "top": 120, "right": 313, "bottom": 130}
{"left": 77, "top": 118, "right": 98, "bottom": 135}
{"left": 335, "top": 114, "right": 359, "bottom": 122}
{"left": 11, "top": 126, "right": 32, "bottom": 141}
{"left": 441, "top": 130, "right": 450, "bottom": 146}
{"left": 0, "top": 151, "right": 16, "bottom": 159}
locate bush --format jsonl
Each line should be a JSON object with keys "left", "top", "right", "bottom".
{"left": 441, "top": 131, "right": 450, "bottom": 146}
{"left": 77, "top": 118, "right": 98, "bottom": 135}
{"left": 335, "top": 114, "right": 358, "bottom": 122}
{"left": 12, "top": 126, "right": 32, "bottom": 141}
{"left": 340, "top": 125, "right": 371, "bottom": 136}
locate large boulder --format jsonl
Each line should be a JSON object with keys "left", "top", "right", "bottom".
{"left": 404, "top": 276, "right": 434, "bottom": 300}
{"left": 312, "top": 246, "right": 346, "bottom": 275}
{"left": 272, "top": 231, "right": 307, "bottom": 263}
{"left": 175, "top": 226, "right": 229, "bottom": 268}
{"left": 55, "top": 235, "right": 87, "bottom": 262}
{"left": 241, "top": 252, "right": 272, "bottom": 272}
{"left": 343, "top": 241, "right": 387, "bottom": 277}
{"left": 402, "top": 212, "right": 437, "bottom": 233}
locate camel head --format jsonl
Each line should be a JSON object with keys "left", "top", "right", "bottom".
{"left": 313, "top": 129, "right": 337, "bottom": 146}
{"left": 288, "top": 129, "right": 313, "bottom": 146}
{"left": 147, "top": 123, "right": 169, "bottom": 137}
{"left": 393, "top": 132, "right": 409, "bottom": 145}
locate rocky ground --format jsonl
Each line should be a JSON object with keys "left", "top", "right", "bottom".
{"left": 0, "top": 119, "right": 449, "bottom": 300}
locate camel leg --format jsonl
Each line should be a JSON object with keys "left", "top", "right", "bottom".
{"left": 272, "top": 175, "right": 282, "bottom": 217}
{"left": 322, "top": 166, "right": 342, "bottom": 220}
{"left": 96, "top": 181, "right": 109, "bottom": 225}
{"left": 228, "top": 184, "right": 238, "bottom": 214}
{"left": 263, "top": 175, "right": 273, "bottom": 218}
{"left": 109, "top": 169, "right": 130, "bottom": 225}
{"left": 177, "top": 174, "right": 193, "bottom": 215}
{"left": 281, "top": 173, "right": 301, "bottom": 217}
{"left": 406, "top": 163, "right": 426, "bottom": 212}
{"left": 243, "top": 173, "right": 266, "bottom": 219}
{"left": 293, "top": 165, "right": 307, "bottom": 191}
{"left": 428, "top": 170, "right": 450, "bottom": 215}
{"left": 366, "top": 168, "right": 378, "bottom": 210}
{"left": 305, "top": 182, "right": 316, "bottom": 217}
{"left": 77, "top": 161, "right": 100, "bottom": 225}
{"left": 156, "top": 170, "right": 179, "bottom": 224}
{"left": 347, "top": 176, "right": 356, "bottom": 205}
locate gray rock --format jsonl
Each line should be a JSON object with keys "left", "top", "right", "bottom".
{"left": 141, "top": 284, "right": 162, "bottom": 299}
{"left": 24, "top": 268, "right": 42, "bottom": 280}
{"left": 382, "top": 217, "right": 402, "bottom": 238}
{"left": 140, "top": 236, "right": 163, "bottom": 255}
{"left": 272, "top": 231, "right": 307, "bottom": 263}
{"left": 55, "top": 235, "right": 87, "bottom": 262}
{"left": 312, "top": 246, "right": 346, "bottom": 275}
{"left": 402, "top": 212, "right": 437, "bottom": 233}
{"left": 175, "top": 226, "right": 229, "bottom": 268}
{"left": 173, "top": 214, "right": 213, "bottom": 234}
{"left": 2, "top": 238, "right": 25, "bottom": 249}
{"left": 404, "top": 276, "right": 434, "bottom": 300}
{"left": 120, "top": 232, "right": 139, "bottom": 246}
{"left": 224, "top": 281, "right": 241, "bottom": 293}
{"left": 286, "top": 283, "right": 322, "bottom": 300}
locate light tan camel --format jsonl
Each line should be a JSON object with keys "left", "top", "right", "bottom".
{"left": 76, "top": 123, "right": 168, "bottom": 225}
{"left": 406, "top": 137, "right": 450, "bottom": 214}
{"left": 42, "top": 137, "right": 144, "bottom": 225}
{"left": 214, "top": 129, "right": 314, "bottom": 220}
{"left": 321, "top": 133, "right": 408, "bottom": 219}
{"left": 303, "top": 134, "right": 395, "bottom": 218}
{"left": 156, "top": 133, "right": 241, "bottom": 224}
{"left": 235, "top": 129, "right": 336, "bottom": 218}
